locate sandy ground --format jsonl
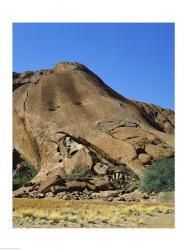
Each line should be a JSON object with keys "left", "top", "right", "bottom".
{"left": 13, "top": 198, "right": 174, "bottom": 228}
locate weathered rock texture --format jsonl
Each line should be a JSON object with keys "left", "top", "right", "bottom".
{"left": 13, "top": 62, "right": 174, "bottom": 196}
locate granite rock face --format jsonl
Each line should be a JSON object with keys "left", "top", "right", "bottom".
{"left": 13, "top": 62, "right": 174, "bottom": 194}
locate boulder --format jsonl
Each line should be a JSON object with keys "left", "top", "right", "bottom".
{"left": 93, "top": 163, "right": 109, "bottom": 175}
{"left": 50, "top": 185, "right": 66, "bottom": 194}
{"left": 65, "top": 180, "right": 87, "bottom": 191}
{"left": 64, "top": 148, "right": 93, "bottom": 176}
{"left": 156, "top": 192, "right": 175, "bottom": 203}
{"left": 138, "top": 153, "right": 152, "bottom": 164}
{"left": 55, "top": 191, "right": 67, "bottom": 199}
{"left": 91, "top": 190, "right": 119, "bottom": 199}
{"left": 145, "top": 144, "right": 173, "bottom": 159}
{"left": 38, "top": 175, "right": 64, "bottom": 193}
{"left": 45, "top": 192, "right": 55, "bottom": 198}
{"left": 63, "top": 194, "right": 71, "bottom": 200}
{"left": 88, "top": 178, "right": 113, "bottom": 191}
{"left": 13, "top": 186, "right": 34, "bottom": 197}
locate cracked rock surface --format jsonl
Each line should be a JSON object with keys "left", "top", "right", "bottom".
{"left": 13, "top": 61, "right": 174, "bottom": 196}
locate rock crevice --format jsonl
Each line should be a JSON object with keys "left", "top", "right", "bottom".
{"left": 13, "top": 61, "right": 175, "bottom": 196}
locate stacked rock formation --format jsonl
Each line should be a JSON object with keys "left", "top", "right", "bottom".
{"left": 13, "top": 62, "right": 174, "bottom": 197}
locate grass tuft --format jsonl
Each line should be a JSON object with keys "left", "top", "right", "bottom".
{"left": 13, "top": 199, "right": 174, "bottom": 228}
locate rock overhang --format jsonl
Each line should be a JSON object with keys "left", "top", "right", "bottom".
{"left": 13, "top": 61, "right": 175, "bottom": 196}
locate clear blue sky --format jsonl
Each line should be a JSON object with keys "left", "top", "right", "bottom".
{"left": 13, "top": 23, "right": 174, "bottom": 110}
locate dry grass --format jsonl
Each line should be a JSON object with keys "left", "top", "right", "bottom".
{"left": 13, "top": 198, "right": 175, "bottom": 228}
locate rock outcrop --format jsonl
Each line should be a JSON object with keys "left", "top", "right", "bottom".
{"left": 13, "top": 61, "right": 174, "bottom": 196}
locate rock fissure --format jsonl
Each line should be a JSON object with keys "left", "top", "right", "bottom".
{"left": 23, "top": 90, "right": 29, "bottom": 113}
{"left": 56, "top": 130, "right": 133, "bottom": 169}
{"left": 13, "top": 61, "right": 174, "bottom": 198}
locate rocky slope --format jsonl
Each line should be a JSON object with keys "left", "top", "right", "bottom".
{"left": 13, "top": 62, "right": 174, "bottom": 197}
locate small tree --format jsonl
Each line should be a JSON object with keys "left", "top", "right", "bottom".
{"left": 140, "top": 157, "right": 175, "bottom": 193}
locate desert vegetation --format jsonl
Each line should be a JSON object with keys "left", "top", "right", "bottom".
{"left": 140, "top": 157, "right": 175, "bottom": 193}
{"left": 13, "top": 160, "right": 38, "bottom": 190}
{"left": 13, "top": 62, "right": 175, "bottom": 228}
{"left": 13, "top": 198, "right": 174, "bottom": 228}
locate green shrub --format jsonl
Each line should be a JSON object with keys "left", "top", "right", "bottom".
{"left": 13, "top": 160, "right": 38, "bottom": 190}
{"left": 140, "top": 157, "right": 175, "bottom": 193}
{"left": 68, "top": 165, "right": 93, "bottom": 178}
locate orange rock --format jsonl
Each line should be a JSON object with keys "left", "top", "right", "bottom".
{"left": 13, "top": 62, "right": 175, "bottom": 181}
{"left": 64, "top": 148, "right": 93, "bottom": 175}
{"left": 138, "top": 153, "right": 152, "bottom": 164}
{"left": 145, "top": 144, "right": 173, "bottom": 159}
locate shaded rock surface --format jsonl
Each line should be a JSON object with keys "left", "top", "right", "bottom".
{"left": 13, "top": 61, "right": 175, "bottom": 197}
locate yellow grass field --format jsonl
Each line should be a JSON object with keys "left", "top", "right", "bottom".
{"left": 13, "top": 198, "right": 175, "bottom": 228}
